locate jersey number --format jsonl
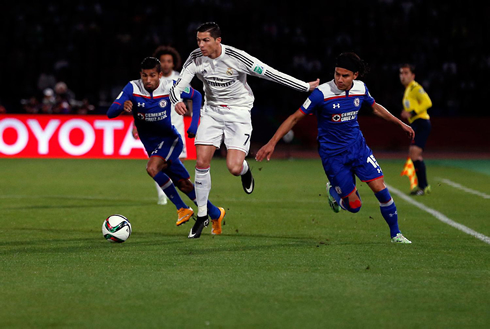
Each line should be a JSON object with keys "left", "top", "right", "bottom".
{"left": 244, "top": 134, "right": 250, "bottom": 146}
{"left": 367, "top": 155, "right": 382, "bottom": 174}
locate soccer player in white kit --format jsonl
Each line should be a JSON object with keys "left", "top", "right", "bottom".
{"left": 170, "top": 22, "right": 320, "bottom": 238}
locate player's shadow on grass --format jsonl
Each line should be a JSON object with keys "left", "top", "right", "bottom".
{"left": 0, "top": 227, "right": 379, "bottom": 256}
{"left": 0, "top": 227, "right": 332, "bottom": 256}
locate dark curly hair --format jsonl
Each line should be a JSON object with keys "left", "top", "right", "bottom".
{"left": 153, "top": 45, "right": 182, "bottom": 71}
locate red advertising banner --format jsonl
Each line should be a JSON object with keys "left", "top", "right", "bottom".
{"left": 0, "top": 114, "right": 196, "bottom": 159}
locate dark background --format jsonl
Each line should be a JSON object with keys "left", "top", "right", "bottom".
{"left": 1, "top": 0, "right": 488, "bottom": 147}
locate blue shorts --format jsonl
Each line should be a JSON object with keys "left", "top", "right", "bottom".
{"left": 319, "top": 138, "right": 383, "bottom": 198}
{"left": 142, "top": 135, "right": 190, "bottom": 182}
{"left": 143, "top": 135, "right": 183, "bottom": 162}
{"left": 411, "top": 119, "right": 431, "bottom": 149}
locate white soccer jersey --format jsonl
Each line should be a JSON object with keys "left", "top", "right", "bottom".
{"left": 170, "top": 44, "right": 310, "bottom": 110}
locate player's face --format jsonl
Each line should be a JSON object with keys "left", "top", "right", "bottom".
{"left": 399, "top": 67, "right": 415, "bottom": 86}
{"left": 140, "top": 68, "right": 162, "bottom": 92}
{"left": 334, "top": 67, "right": 358, "bottom": 91}
{"left": 159, "top": 54, "right": 174, "bottom": 77}
{"left": 197, "top": 32, "right": 222, "bottom": 59}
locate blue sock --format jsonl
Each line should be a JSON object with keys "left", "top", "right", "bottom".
{"left": 328, "top": 184, "right": 344, "bottom": 208}
{"left": 375, "top": 188, "right": 400, "bottom": 238}
{"left": 185, "top": 186, "right": 220, "bottom": 219}
{"left": 185, "top": 189, "right": 197, "bottom": 203}
{"left": 207, "top": 201, "right": 220, "bottom": 220}
{"left": 153, "top": 172, "right": 187, "bottom": 210}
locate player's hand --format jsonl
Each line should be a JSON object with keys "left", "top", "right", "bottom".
{"left": 308, "top": 79, "right": 320, "bottom": 91}
{"left": 123, "top": 100, "right": 133, "bottom": 113}
{"left": 255, "top": 143, "right": 275, "bottom": 162}
{"left": 132, "top": 125, "right": 139, "bottom": 139}
{"left": 402, "top": 123, "right": 415, "bottom": 140}
{"left": 187, "top": 132, "right": 196, "bottom": 139}
{"left": 174, "top": 102, "right": 187, "bottom": 115}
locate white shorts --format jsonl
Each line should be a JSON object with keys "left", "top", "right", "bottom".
{"left": 195, "top": 105, "right": 252, "bottom": 154}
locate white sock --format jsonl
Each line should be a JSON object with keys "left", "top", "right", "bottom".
{"left": 155, "top": 181, "right": 166, "bottom": 198}
{"left": 239, "top": 160, "right": 249, "bottom": 176}
{"left": 195, "top": 167, "right": 211, "bottom": 217}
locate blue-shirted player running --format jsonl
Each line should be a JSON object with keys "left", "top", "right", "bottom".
{"left": 107, "top": 57, "right": 225, "bottom": 237}
{"left": 256, "top": 52, "right": 414, "bottom": 244}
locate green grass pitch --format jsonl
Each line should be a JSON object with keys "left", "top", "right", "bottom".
{"left": 0, "top": 157, "right": 489, "bottom": 328}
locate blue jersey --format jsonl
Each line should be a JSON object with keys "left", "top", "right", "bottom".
{"left": 300, "top": 79, "right": 375, "bottom": 155}
{"left": 107, "top": 77, "right": 201, "bottom": 149}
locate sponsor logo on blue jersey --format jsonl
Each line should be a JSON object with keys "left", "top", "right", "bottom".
{"left": 332, "top": 110, "right": 359, "bottom": 122}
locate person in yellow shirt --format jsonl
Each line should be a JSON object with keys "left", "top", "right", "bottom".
{"left": 399, "top": 64, "right": 432, "bottom": 195}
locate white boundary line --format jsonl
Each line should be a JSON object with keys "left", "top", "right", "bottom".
{"left": 437, "top": 178, "right": 490, "bottom": 199}
{"left": 387, "top": 184, "right": 490, "bottom": 245}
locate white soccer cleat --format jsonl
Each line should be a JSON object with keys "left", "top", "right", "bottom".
{"left": 391, "top": 233, "right": 412, "bottom": 244}
{"left": 157, "top": 194, "right": 168, "bottom": 205}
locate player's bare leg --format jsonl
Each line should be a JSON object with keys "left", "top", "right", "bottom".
{"left": 227, "top": 149, "right": 254, "bottom": 194}
{"left": 366, "top": 177, "right": 387, "bottom": 194}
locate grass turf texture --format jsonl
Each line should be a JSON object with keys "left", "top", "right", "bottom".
{"left": 0, "top": 158, "right": 489, "bottom": 328}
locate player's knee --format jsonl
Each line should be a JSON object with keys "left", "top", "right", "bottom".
{"left": 146, "top": 165, "right": 159, "bottom": 178}
{"left": 228, "top": 164, "right": 242, "bottom": 176}
{"left": 342, "top": 198, "right": 362, "bottom": 213}
{"left": 349, "top": 199, "right": 362, "bottom": 213}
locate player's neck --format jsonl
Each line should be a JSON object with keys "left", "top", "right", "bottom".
{"left": 144, "top": 82, "right": 160, "bottom": 94}
{"left": 209, "top": 45, "right": 222, "bottom": 59}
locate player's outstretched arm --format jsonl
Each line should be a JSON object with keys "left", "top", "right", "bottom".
{"left": 238, "top": 48, "right": 316, "bottom": 93}
{"left": 256, "top": 109, "right": 306, "bottom": 162}
{"left": 372, "top": 102, "right": 415, "bottom": 140}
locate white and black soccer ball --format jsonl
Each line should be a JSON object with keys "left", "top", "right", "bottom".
{"left": 102, "top": 214, "right": 132, "bottom": 243}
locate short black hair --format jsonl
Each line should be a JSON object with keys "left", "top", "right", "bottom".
{"left": 400, "top": 63, "right": 416, "bottom": 74}
{"left": 153, "top": 45, "right": 182, "bottom": 70}
{"left": 196, "top": 22, "right": 221, "bottom": 39}
{"left": 140, "top": 57, "right": 161, "bottom": 72}
{"left": 336, "top": 52, "right": 369, "bottom": 77}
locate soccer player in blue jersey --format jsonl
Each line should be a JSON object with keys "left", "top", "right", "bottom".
{"left": 256, "top": 52, "right": 414, "bottom": 244}
{"left": 107, "top": 57, "right": 225, "bottom": 237}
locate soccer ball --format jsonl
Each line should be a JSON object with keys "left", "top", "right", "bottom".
{"left": 102, "top": 214, "right": 132, "bottom": 243}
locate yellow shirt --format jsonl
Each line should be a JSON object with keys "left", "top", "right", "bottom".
{"left": 402, "top": 80, "right": 432, "bottom": 124}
